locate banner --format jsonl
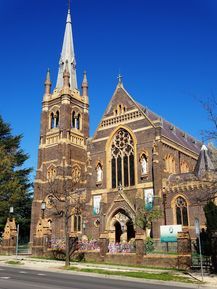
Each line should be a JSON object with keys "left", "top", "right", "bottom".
{"left": 160, "top": 225, "right": 182, "bottom": 242}
{"left": 144, "top": 188, "right": 154, "bottom": 211}
{"left": 93, "top": 195, "right": 101, "bottom": 215}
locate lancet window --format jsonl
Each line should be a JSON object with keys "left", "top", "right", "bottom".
{"left": 111, "top": 129, "right": 135, "bottom": 188}
{"left": 114, "top": 104, "right": 126, "bottom": 116}
{"left": 72, "top": 111, "right": 81, "bottom": 130}
{"left": 175, "top": 196, "right": 188, "bottom": 226}
{"left": 50, "top": 113, "right": 55, "bottom": 129}
{"left": 74, "top": 215, "right": 81, "bottom": 232}
{"left": 50, "top": 111, "right": 60, "bottom": 129}
{"left": 164, "top": 154, "right": 176, "bottom": 173}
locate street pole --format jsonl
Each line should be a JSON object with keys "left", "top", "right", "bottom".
{"left": 162, "top": 192, "right": 169, "bottom": 252}
{"left": 16, "top": 224, "right": 19, "bottom": 259}
{"left": 195, "top": 218, "right": 204, "bottom": 282}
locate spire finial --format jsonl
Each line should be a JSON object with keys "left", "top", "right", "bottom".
{"left": 117, "top": 73, "right": 123, "bottom": 87}
{"left": 68, "top": 0, "right": 71, "bottom": 11}
{"left": 83, "top": 70, "right": 88, "bottom": 83}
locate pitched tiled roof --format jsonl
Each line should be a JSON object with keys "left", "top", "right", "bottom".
{"left": 136, "top": 102, "right": 202, "bottom": 155}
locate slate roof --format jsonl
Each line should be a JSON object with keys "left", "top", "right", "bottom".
{"left": 100, "top": 85, "right": 202, "bottom": 155}
{"left": 136, "top": 102, "right": 202, "bottom": 155}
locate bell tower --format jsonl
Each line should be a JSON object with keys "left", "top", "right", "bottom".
{"left": 30, "top": 7, "right": 89, "bottom": 250}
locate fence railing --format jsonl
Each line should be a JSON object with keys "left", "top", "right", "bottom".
{"left": 146, "top": 239, "right": 177, "bottom": 254}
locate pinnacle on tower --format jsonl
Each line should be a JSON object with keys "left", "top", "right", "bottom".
{"left": 63, "top": 60, "right": 70, "bottom": 87}
{"left": 82, "top": 71, "right": 88, "bottom": 97}
{"left": 56, "top": 8, "right": 77, "bottom": 90}
{"left": 44, "top": 68, "right": 51, "bottom": 95}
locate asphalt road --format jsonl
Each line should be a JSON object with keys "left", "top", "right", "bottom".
{"left": 0, "top": 266, "right": 195, "bottom": 289}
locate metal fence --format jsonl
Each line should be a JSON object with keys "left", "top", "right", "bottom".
{"left": 146, "top": 239, "right": 177, "bottom": 254}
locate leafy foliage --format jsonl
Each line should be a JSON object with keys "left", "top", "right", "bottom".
{"left": 136, "top": 205, "right": 162, "bottom": 230}
{"left": 0, "top": 115, "right": 32, "bottom": 242}
{"left": 145, "top": 237, "right": 154, "bottom": 253}
{"left": 204, "top": 201, "right": 217, "bottom": 232}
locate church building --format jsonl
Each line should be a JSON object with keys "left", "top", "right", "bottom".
{"left": 30, "top": 8, "right": 216, "bottom": 252}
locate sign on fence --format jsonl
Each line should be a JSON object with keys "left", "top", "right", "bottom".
{"left": 160, "top": 225, "right": 182, "bottom": 242}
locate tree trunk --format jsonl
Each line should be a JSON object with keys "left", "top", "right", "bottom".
{"left": 65, "top": 215, "right": 70, "bottom": 267}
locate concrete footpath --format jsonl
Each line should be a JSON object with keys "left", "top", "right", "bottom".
{"left": 0, "top": 255, "right": 216, "bottom": 288}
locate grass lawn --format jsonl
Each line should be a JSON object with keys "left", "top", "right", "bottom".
{"left": 67, "top": 266, "right": 198, "bottom": 283}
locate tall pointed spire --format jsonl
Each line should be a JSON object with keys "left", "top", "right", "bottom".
{"left": 56, "top": 8, "right": 77, "bottom": 90}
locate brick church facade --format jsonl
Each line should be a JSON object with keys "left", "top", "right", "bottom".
{"left": 30, "top": 8, "right": 216, "bottom": 251}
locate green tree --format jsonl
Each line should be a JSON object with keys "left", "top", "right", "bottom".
{"left": 204, "top": 201, "right": 217, "bottom": 232}
{"left": 0, "top": 115, "right": 32, "bottom": 243}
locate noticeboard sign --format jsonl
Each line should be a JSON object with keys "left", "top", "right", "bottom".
{"left": 160, "top": 225, "right": 182, "bottom": 242}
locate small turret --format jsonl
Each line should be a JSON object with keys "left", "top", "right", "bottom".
{"left": 63, "top": 60, "right": 70, "bottom": 88}
{"left": 82, "top": 71, "right": 88, "bottom": 97}
{"left": 194, "top": 144, "right": 215, "bottom": 178}
{"left": 44, "top": 69, "right": 51, "bottom": 95}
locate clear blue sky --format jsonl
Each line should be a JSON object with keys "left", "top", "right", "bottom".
{"left": 0, "top": 0, "right": 217, "bottom": 179}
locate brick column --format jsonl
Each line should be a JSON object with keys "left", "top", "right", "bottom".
{"left": 99, "top": 233, "right": 109, "bottom": 261}
{"left": 177, "top": 231, "right": 191, "bottom": 254}
{"left": 135, "top": 233, "right": 145, "bottom": 264}
{"left": 177, "top": 231, "right": 191, "bottom": 270}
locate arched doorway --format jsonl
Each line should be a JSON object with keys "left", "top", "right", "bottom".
{"left": 114, "top": 221, "right": 122, "bottom": 243}
{"left": 127, "top": 221, "right": 135, "bottom": 241}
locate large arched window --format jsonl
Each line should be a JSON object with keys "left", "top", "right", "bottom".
{"left": 111, "top": 129, "right": 135, "bottom": 188}
{"left": 175, "top": 196, "right": 188, "bottom": 226}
